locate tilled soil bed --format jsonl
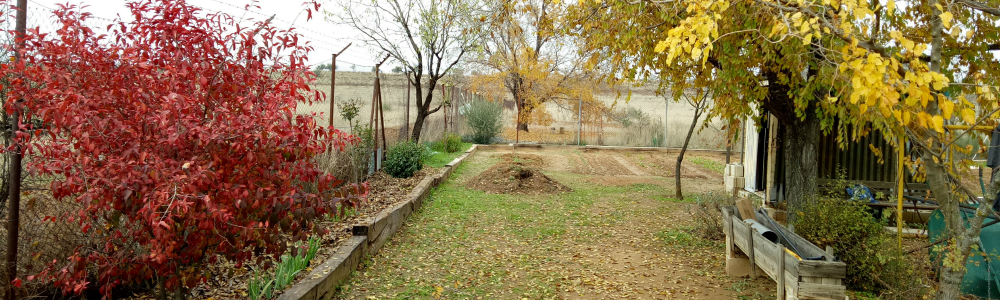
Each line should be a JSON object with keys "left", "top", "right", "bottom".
{"left": 123, "top": 168, "right": 438, "bottom": 300}
{"left": 466, "top": 154, "right": 570, "bottom": 195}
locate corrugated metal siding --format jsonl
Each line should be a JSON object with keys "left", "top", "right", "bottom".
{"left": 818, "top": 126, "right": 918, "bottom": 184}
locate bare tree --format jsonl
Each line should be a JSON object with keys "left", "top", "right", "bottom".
{"left": 675, "top": 89, "right": 710, "bottom": 200}
{"left": 330, "top": 0, "right": 483, "bottom": 142}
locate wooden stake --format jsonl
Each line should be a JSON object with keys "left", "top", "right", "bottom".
{"left": 329, "top": 43, "right": 351, "bottom": 128}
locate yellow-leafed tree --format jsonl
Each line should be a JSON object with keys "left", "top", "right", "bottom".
{"left": 572, "top": 0, "right": 1000, "bottom": 298}
{"left": 470, "top": 0, "right": 605, "bottom": 136}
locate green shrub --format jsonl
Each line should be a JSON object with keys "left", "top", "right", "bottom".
{"left": 384, "top": 141, "right": 425, "bottom": 178}
{"left": 792, "top": 198, "right": 923, "bottom": 297}
{"left": 464, "top": 99, "right": 503, "bottom": 144}
{"left": 793, "top": 199, "right": 883, "bottom": 291}
{"left": 433, "top": 132, "right": 463, "bottom": 153}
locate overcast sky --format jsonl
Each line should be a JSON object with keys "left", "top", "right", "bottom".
{"left": 20, "top": 0, "right": 383, "bottom": 69}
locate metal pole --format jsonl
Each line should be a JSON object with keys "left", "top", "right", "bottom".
{"left": 5, "top": 1, "right": 26, "bottom": 298}
{"left": 516, "top": 92, "right": 521, "bottom": 145}
{"left": 664, "top": 100, "right": 669, "bottom": 148}
{"left": 404, "top": 72, "right": 411, "bottom": 141}
{"left": 897, "top": 135, "right": 905, "bottom": 250}
{"left": 442, "top": 85, "right": 447, "bottom": 138}
{"left": 329, "top": 43, "right": 351, "bottom": 128}
{"left": 578, "top": 96, "right": 582, "bottom": 145}
{"left": 377, "top": 77, "right": 387, "bottom": 159}
{"left": 451, "top": 86, "right": 457, "bottom": 132}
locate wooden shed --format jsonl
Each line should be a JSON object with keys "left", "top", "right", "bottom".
{"left": 738, "top": 108, "right": 928, "bottom": 202}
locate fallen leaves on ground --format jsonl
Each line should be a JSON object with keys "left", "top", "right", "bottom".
{"left": 337, "top": 149, "right": 772, "bottom": 299}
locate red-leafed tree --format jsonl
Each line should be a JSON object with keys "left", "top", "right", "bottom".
{"left": 1, "top": 0, "right": 365, "bottom": 297}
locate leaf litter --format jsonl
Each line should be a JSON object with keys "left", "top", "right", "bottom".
{"left": 338, "top": 148, "right": 772, "bottom": 299}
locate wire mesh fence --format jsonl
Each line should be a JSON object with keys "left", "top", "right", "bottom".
{"left": 305, "top": 71, "right": 737, "bottom": 151}
{"left": 0, "top": 4, "right": 113, "bottom": 298}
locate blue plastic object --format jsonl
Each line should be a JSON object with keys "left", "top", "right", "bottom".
{"left": 846, "top": 184, "right": 876, "bottom": 203}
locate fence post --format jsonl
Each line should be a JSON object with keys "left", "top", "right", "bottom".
{"left": 442, "top": 85, "right": 448, "bottom": 138}
{"left": 726, "top": 126, "right": 732, "bottom": 164}
{"left": 664, "top": 99, "right": 669, "bottom": 148}
{"left": 404, "top": 72, "right": 411, "bottom": 141}
{"left": 329, "top": 43, "right": 351, "bottom": 128}
{"left": 578, "top": 96, "right": 582, "bottom": 145}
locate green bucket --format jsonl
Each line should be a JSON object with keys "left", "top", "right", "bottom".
{"left": 929, "top": 207, "right": 1000, "bottom": 299}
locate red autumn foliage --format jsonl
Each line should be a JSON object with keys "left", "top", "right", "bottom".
{"left": 1, "top": 0, "right": 365, "bottom": 296}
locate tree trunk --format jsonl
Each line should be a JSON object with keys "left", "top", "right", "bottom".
{"left": 515, "top": 97, "right": 532, "bottom": 132}
{"left": 925, "top": 146, "right": 989, "bottom": 299}
{"left": 410, "top": 110, "right": 429, "bottom": 143}
{"left": 675, "top": 102, "right": 705, "bottom": 200}
{"left": 761, "top": 68, "right": 820, "bottom": 222}
{"left": 783, "top": 114, "right": 820, "bottom": 222}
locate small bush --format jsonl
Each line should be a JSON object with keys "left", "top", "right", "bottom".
{"left": 312, "top": 124, "right": 374, "bottom": 185}
{"left": 384, "top": 141, "right": 425, "bottom": 178}
{"left": 792, "top": 198, "right": 923, "bottom": 297}
{"left": 793, "top": 199, "right": 883, "bottom": 290}
{"left": 460, "top": 134, "right": 475, "bottom": 143}
{"left": 431, "top": 133, "right": 463, "bottom": 153}
{"left": 465, "top": 99, "right": 503, "bottom": 144}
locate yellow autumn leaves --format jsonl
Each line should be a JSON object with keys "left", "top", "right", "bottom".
{"left": 653, "top": 0, "right": 727, "bottom": 66}
{"left": 649, "top": 0, "right": 990, "bottom": 135}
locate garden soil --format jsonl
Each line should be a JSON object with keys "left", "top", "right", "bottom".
{"left": 465, "top": 154, "right": 572, "bottom": 194}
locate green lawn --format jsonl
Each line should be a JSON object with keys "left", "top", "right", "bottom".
{"left": 689, "top": 157, "right": 725, "bottom": 174}
{"left": 423, "top": 143, "right": 473, "bottom": 168}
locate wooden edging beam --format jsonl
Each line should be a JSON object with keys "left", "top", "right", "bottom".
{"left": 474, "top": 144, "right": 739, "bottom": 156}
{"left": 274, "top": 236, "right": 366, "bottom": 300}
{"left": 278, "top": 145, "right": 478, "bottom": 300}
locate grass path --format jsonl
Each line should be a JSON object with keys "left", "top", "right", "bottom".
{"left": 336, "top": 150, "right": 772, "bottom": 299}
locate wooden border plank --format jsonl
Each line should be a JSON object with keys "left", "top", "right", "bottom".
{"left": 797, "top": 282, "right": 846, "bottom": 299}
{"left": 777, "top": 244, "right": 785, "bottom": 300}
{"left": 798, "top": 260, "right": 847, "bottom": 279}
{"left": 747, "top": 221, "right": 756, "bottom": 276}
{"left": 279, "top": 145, "right": 478, "bottom": 300}
{"left": 366, "top": 201, "right": 413, "bottom": 256}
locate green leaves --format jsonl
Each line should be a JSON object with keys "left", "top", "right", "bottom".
{"left": 385, "top": 141, "right": 427, "bottom": 178}
{"left": 247, "top": 236, "right": 321, "bottom": 299}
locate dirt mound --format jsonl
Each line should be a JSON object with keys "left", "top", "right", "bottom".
{"left": 466, "top": 162, "right": 571, "bottom": 195}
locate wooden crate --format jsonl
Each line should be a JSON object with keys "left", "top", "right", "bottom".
{"left": 722, "top": 206, "right": 847, "bottom": 300}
